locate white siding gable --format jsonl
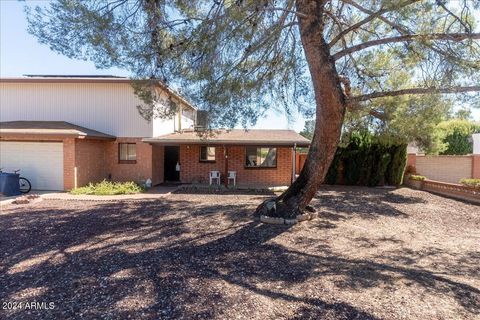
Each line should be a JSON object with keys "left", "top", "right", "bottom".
{"left": 0, "top": 82, "right": 158, "bottom": 137}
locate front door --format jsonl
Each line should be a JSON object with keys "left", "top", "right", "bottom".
{"left": 164, "top": 146, "right": 180, "bottom": 182}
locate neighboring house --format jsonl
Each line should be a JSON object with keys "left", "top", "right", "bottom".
{"left": 0, "top": 75, "right": 309, "bottom": 191}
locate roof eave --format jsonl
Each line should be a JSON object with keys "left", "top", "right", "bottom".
{"left": 142, "top": 137, "right": 310, "bottom": 147}
{"left": 0, "top": 131, "right": 116, "bottom": 141}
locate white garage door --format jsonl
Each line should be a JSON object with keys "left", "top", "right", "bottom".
{"left": 0, "top": 142, "right": 64, "bottom": 190}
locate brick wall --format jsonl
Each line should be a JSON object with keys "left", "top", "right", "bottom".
{"left": 406, "top": 153, "right": 416, "bottom": 168}
{"left": 75, "top": 139, "right": 108, "bottom": 187}
{"left": 414, "top": 155, "right": 473, "bottom": 184}
{"left": 473, "top": 155, "right": 480, "bottom": 180}
{"left": 105, "top": 138, "right": 154, "bottom": 184}
{"left": 63, "top": 138, "right": 76, "bottom": 189}
{"left": 406, "top": 178, "right": 480, "bottom": 205}
{"left": 179, "top": 145, "right": 226, "bottom": 184}
{"left": 179, "top": 145, "right": 293, "bottom": 187}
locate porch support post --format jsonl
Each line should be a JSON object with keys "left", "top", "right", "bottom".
{"left": 292, "top": 143, "right": 297, "bottom": 183}
{"left": 224, "top": 145, "right": 229, "bottom": 187}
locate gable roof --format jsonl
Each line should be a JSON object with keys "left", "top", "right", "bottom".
{"left": 0, "top": 121, "right": 115, "bottom": 140}
{"left": 143, "top": 129, "right": 310, "bottom": 147}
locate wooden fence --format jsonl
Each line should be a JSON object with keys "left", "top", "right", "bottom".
{"left": 295, "top": 152, "right": 308, "bottom": 175}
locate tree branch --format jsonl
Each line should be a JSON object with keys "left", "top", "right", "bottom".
{"left": 339, "top": 75, "right": 387, "bottom": 120}
{"left": 350, "top": 86, "right": 480, "bottom": 102}
{"left": 348, "top": 105, "right": 387, "bottom": 120}
{"left": 329, "top": 0, "right": 418, "bottom": 47}
{"left": 436, "top": 1, "right": 472, "bottom": 33}
{"left": 340, "top": 0, "right": 480, "bottom": 69}
{"left": 342, "top": 0, "right": 410, "bottom": 35}
{"left": 333, "top": 32, "right": 480, "bottom": 60}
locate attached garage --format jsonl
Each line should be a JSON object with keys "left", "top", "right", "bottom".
{"left": 0, "top": 141, "right": 64, "bottom": 190}
{"left": 0, "top": 121, "right": 116, "bottom": 191}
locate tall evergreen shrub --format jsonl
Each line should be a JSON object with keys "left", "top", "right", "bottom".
{"left": 324, "top": 134, "right": 407, "bottom": 187}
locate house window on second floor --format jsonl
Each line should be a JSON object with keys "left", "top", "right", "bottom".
{"left": 200, "top": 146, "right": 216, "bottom": 162}
{"left": 119, "top": 143, "right": 137, "bottom": 164}
{"left": 182, "top": 108, "right": 195, "bottom": 120}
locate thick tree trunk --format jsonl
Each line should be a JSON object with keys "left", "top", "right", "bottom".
{"left": 256, "top": 0, "right": 346, "bottom": 219}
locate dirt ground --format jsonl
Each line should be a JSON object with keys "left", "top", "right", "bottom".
{"left": 0, "top": 186, "right": 478, "bottom": 320}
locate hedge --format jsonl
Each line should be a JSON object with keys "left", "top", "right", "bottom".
{"left": 324, "top": 135, "right": 407, "bottom": 187}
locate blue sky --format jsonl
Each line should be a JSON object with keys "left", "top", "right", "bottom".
{"left": 1, "top": 1, "right": 478, "bottom": 126}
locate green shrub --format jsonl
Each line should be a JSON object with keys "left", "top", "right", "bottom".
{"left": 325, "top": 132, "right": 407, "bottom": 187}
{"left": 386, "top": 144, "right": 407, "bottom": 186}
{"left": 436, "top": 119, "right": 480, "bottom": 155}
{"left": 70, "top": 180, "right": 144, "bottom": 195}
{"left": 344, "top": 149, "right": 363, "bottom": 185}
{"left": 324, "top": 149, "right": 342, "bottom": 185}
{"left": 409, "top": 175, "right": 426, "bottom": 181}
{"left": 459, "top": 178, "right": 480, "bottom": 189}
{"left": 368, "top": 152, "right": 391, "bottom": 187}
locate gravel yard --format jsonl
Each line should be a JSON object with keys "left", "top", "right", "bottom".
{"left": 0, "top": 186, "right": 479, "bottom": 320}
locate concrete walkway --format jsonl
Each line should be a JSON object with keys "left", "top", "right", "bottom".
{"left": 0, "top": 191, "right": 53, "bottom": 207}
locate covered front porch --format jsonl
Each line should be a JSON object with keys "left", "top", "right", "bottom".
{"left": 144, "top": 129, "right": 310, "bottom": 188}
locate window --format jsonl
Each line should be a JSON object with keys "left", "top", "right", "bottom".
{"left": 119, "top": 143, "right": 136, "bottom": 163}
{"left": 200, "top": 146, "right": 216, "bottom": 162}
{"left": 245, "top": 147, "right": 277, "bottom": 168}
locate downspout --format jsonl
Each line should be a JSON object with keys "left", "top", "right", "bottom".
{"left": 178, "top": 105, "right": 182, "bottom": 131}
{"left": 224, "top": 145, "right": 229, "bottom": 187}
{"left": 292, "top": 143, "right": 297, "bottom": 183}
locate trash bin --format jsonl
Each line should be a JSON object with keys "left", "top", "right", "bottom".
{"left": 0, "top": 173, "right": 7, "bottom": 194}
{"left": 0, "top": 173, "right": 21, "bottom": 196}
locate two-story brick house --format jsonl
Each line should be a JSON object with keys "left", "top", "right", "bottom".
{"left": 0, "top": 76, "right": 309, "bottom": 190}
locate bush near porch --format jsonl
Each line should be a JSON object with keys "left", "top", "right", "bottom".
{"left": 70, "top": 180, "right": 144, "bottom": 195}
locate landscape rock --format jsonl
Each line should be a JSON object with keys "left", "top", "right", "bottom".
{"left": 12, "top": 194, "right": 42, "bottom": 205}
{"left": 297, "top": 213, "right": 311, "bottom": 221}
{"left": 260, "top": 215, "right": 285, "bottom": 225}
{"left": 284, "top": 218, "right": 298, "bottom": 225}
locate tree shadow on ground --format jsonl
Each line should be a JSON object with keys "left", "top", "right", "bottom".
{"left": 174, "top": 186, "right": 276, "bottom": 196}
{"left": 312, "top": 186, "right": 427, "bottom": 220}
{"left": 0, "top": 192, "right": 478, "bottom": 319}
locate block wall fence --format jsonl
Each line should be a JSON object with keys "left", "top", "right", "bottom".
{"left": 407, "top": 153, "right": 480, "bottom": 184}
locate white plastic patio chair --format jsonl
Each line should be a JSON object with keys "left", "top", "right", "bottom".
{"left": 209, "top": 171, "right": 221, "bottom": 185}
{"left": 228, "top": 171, "right": 236, "bottom": 186}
